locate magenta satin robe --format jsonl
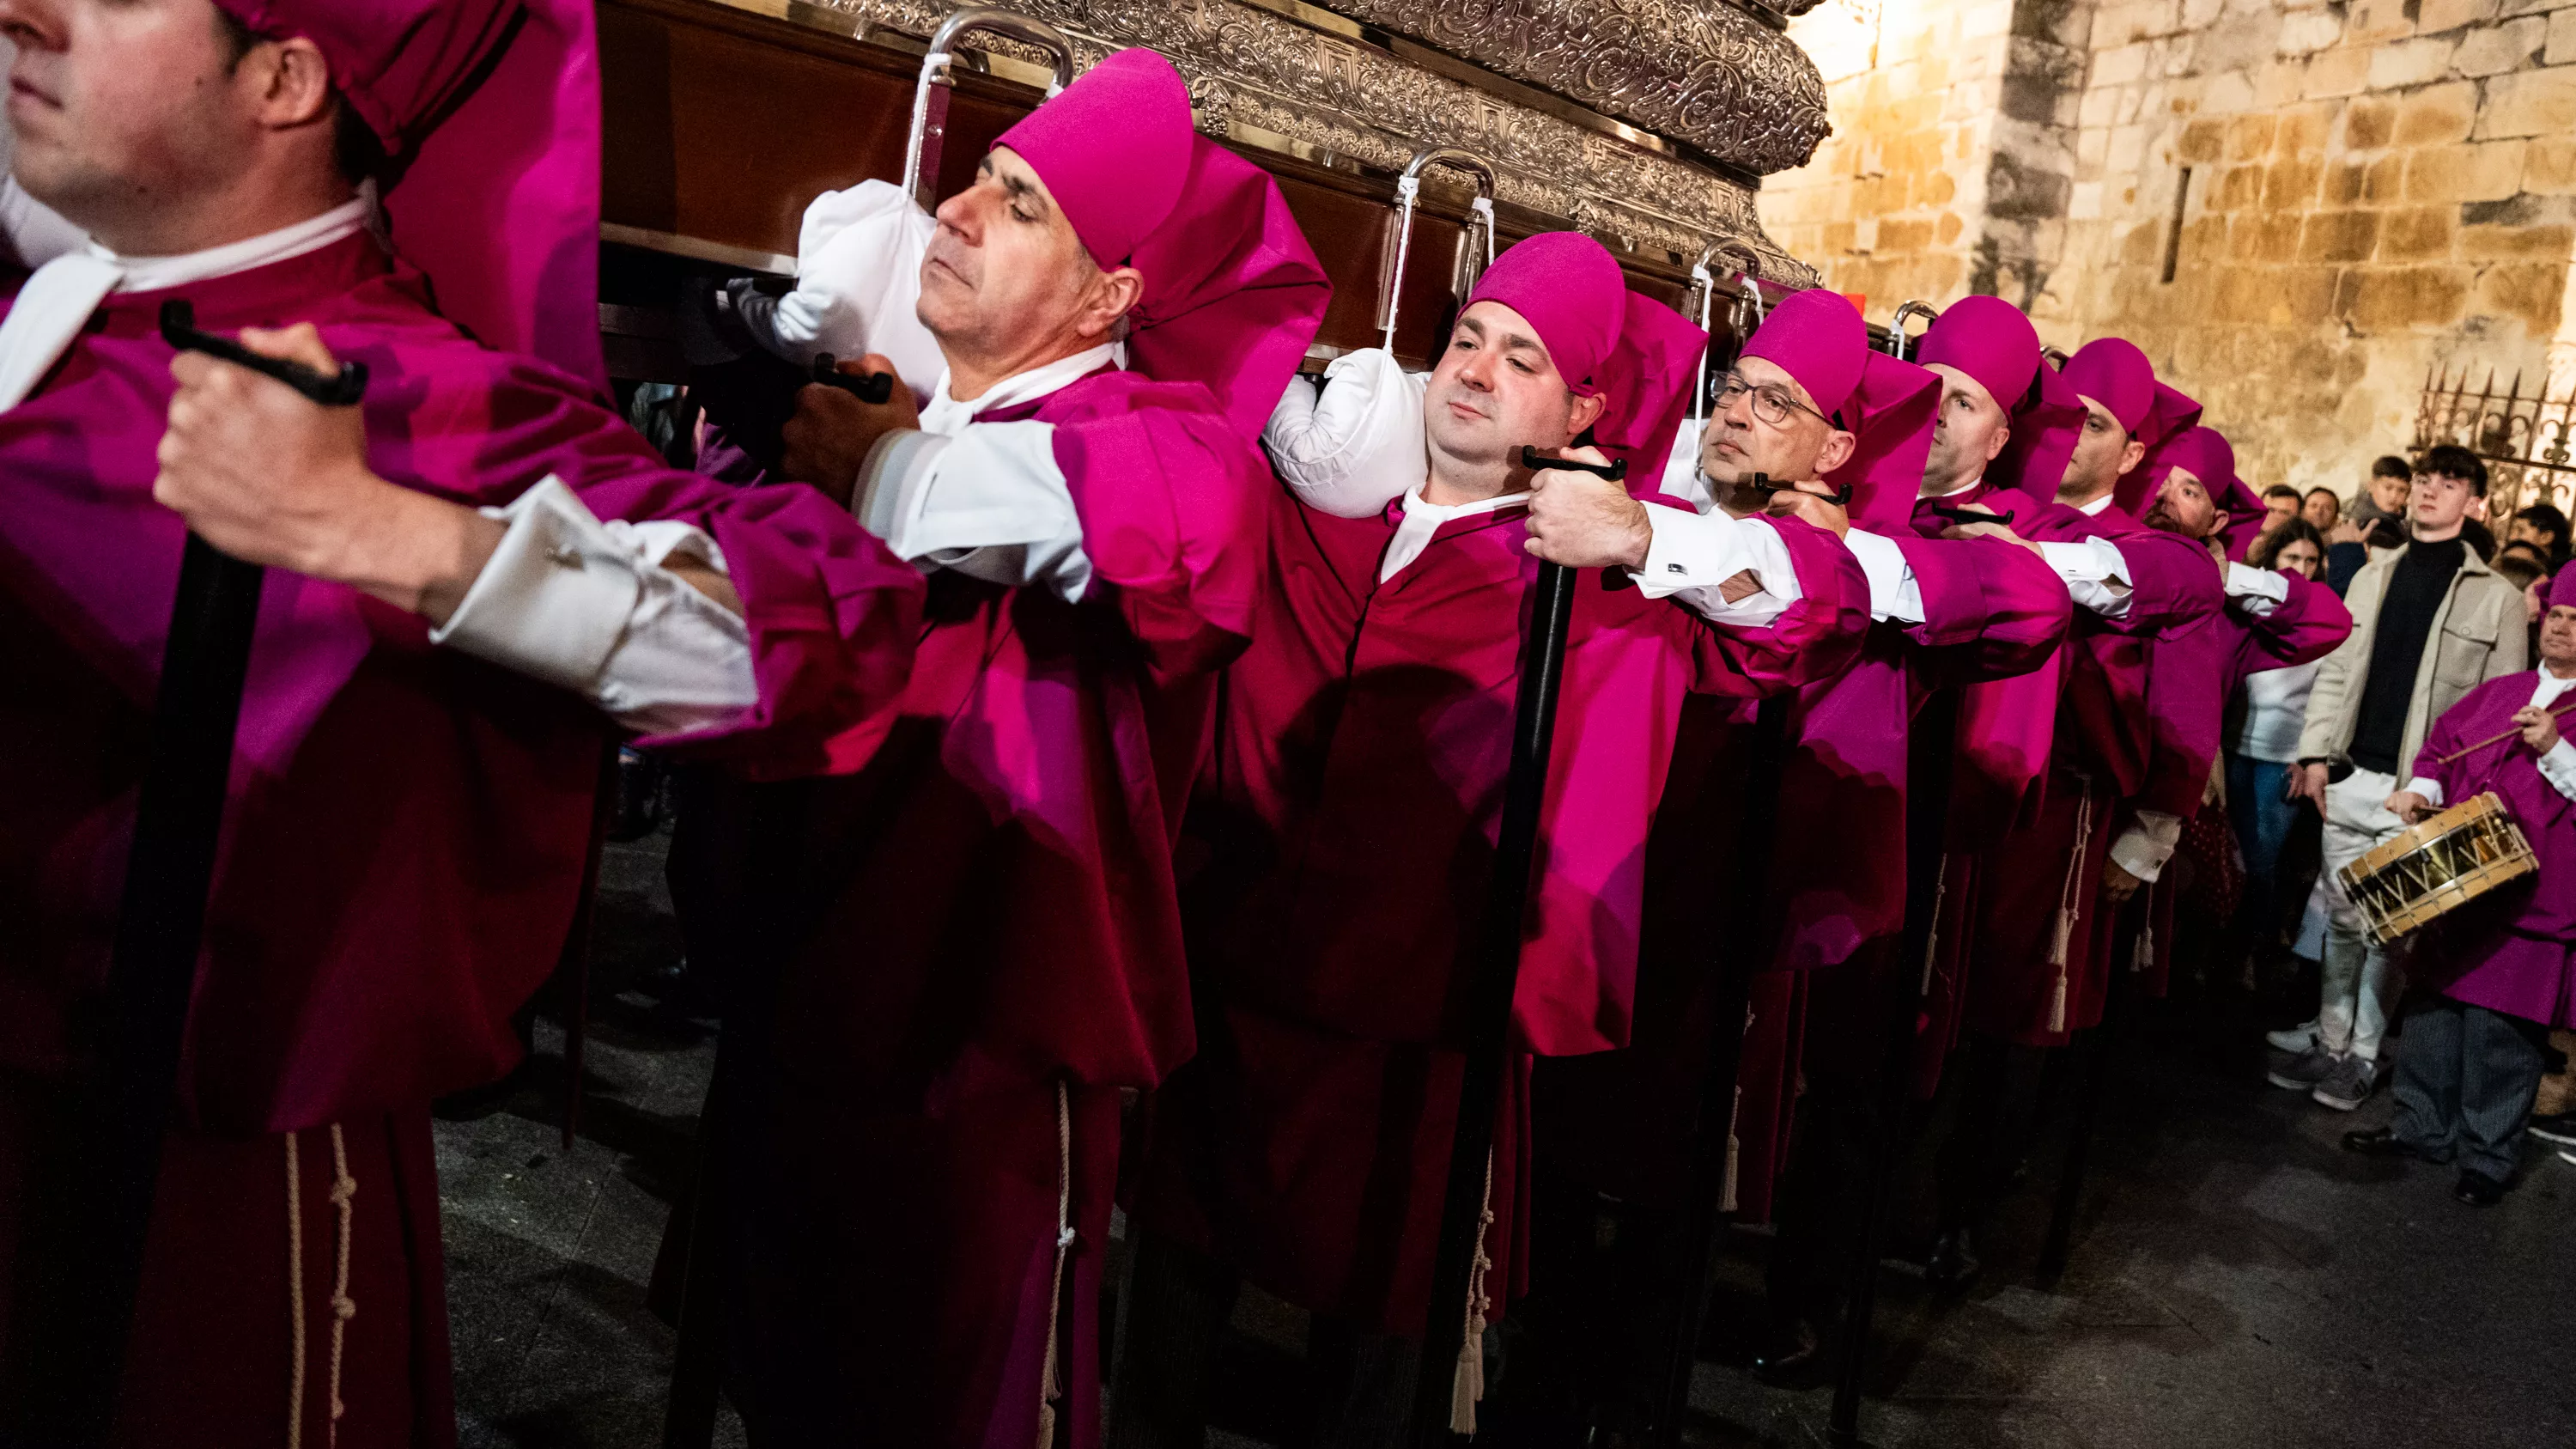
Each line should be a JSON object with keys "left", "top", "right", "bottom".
{"left": 1133, "top": 487, "right": 1867, "bottom": 1332}
{"left": 2409, "top": 673, "right": 2576, "bottom": 1027}
{"left": 1547, "top": 522, "right": 2070, "bottom": 1220}
{"left": 1949, "top": 494, "right": 2226, "bottom": 1047}
{"left": 731, "top": 367, "right": 1281, "bottom": 1449}
{"left": 0, "top": 235, "right": 922, "bottom": 1447}
{"left": 2125, "top": 568, "right": 2352, "bottom": 994}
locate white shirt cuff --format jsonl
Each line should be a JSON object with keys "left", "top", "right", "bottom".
{"left": 431, "top": 477, "right": 758, "bottom": 736}
{"left": 1634, "top": 508, "right": 1801, "bottom": 626}
{"left": 2541, "top": 741, "right": 2576, "bottom": 805}
{"left": 2226, "top": 562, "right": 2287, "bottom": 617}
{"left": 2037, "top": 536, "right": 2136, "bottom": 618}
{"left": 1841, "top": 527, "right": 1923, "bottom": 624}
{"left": 2406, "top": 776, "right": 2446, "bottom": 810}
{"left": 854, "top": 422, "right": 1093, "bottom": 603}
{"left": 2107, "top": 808, "right": 2184, "bottom": 883}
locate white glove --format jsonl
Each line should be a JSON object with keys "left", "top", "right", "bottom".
{"left": 1262, "top": 347, "right": 1427, "bottom": 519}
{"left": 1659, "top": 415, "right": 1714, "bottom": 513}
{"left": 730, "top": 179, "right": 945, "bottom": 403}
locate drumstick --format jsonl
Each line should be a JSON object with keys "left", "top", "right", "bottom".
{"left": 2431, "top": 697, "right": 2576, "bottom": 764}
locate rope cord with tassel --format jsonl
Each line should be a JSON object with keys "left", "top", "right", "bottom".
{"left": 2047, "top": 777, "right": 2096, "bottom": 1035}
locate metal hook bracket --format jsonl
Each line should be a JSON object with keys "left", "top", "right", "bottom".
{"left": 901, "top": 7, "right": 1079, "bottom": 213}
{"left": 1376, "top": 146, "right": 1500, "bottom": 355}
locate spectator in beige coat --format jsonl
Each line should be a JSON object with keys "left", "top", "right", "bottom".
{"left": 2279, "top": 445, "right": 2530, "bottom": 1110}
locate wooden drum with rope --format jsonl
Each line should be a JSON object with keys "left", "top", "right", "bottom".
{"left": 2337, "top": 792, "right": 2538, "bottom": 945}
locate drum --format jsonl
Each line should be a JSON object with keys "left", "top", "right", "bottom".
{"left": 2336, "top": 792, "right": 2539, "bottom": 945}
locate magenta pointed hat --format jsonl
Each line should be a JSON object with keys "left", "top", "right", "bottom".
{"left": 2149, "top": 426, "right": 2266, "bottom": 558}
{"left": 993, "top": 48, "right": 1328, "bottom": 441}
{"left": 995, "top": 49, "right": 1196, "bottom": 267}
{"left": 1832, "top": 352, "right": 1942, "bottom": 531}
{"left": 215, "top": 0, "right": 607, "bottom": 387}
{"left": 2550, "top": 563, "right": 2576, "bottom": 612}
{"left": 1917, "top": 296, "right": 2040, "bottom": 419}
{"left": 1466, "top": 232, "right": 1709, "bottom": 484}
{"left": 1740, "top": 290, "right": 1936, "bottom": 528}
{"left": 2062, "top": 338, "right": 2154, "bottom": 433}
{"left": 1917, "top": 296, "right": 2087, "bottom": 499}
{"left": 1741, "top": 289, "right": 1868, "bottom": 417}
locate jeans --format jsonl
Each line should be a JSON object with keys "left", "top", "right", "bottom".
{"left": 2317, "top": 768, "right": 2410, "bottom": 1061}
{"left": 2227, "top": 753, "right": 2297, "bottom": 945}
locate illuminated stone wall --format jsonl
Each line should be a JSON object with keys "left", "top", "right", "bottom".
{"left": 1760, "top": 0, "right": 2576, "bottom": 494}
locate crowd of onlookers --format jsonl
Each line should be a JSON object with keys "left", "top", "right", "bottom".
{"left": 2202, "top": 447, "right": 2576, "bottom": 1205}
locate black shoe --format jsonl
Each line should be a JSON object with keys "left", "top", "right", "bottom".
{"left": 2454, "top": 1169, "right": 2509, "bottom": 1207}
{"left": 2527, "top": 1110, "right": 2576, "bottom": 1147}
{"left": 1923, "top": 1229, "right": 1981, "bottom": 1294}
{"left": 1748, "top": 1315, "right": 1820, "bottom": 1385}
{"left": 2339, "top": 1127, "right": 2445, "bottom": 1163}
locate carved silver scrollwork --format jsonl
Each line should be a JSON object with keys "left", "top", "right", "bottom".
{"left": 1307, "top": 0, "right": 1829, "bottom": 170}
{"left": 805, "top": 0, "right": 1820, "bottom": 286}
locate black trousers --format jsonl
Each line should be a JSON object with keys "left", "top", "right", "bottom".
{"left": 1108, "top": 1227, "right": 1421, "bottom": 1449}
{"left": 2389, "top": 995, "right": 2552, "bottom": 1181}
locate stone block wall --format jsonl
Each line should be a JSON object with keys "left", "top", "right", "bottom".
{"left": 1762, "top": 0, "right": 2576, "bottom": 496}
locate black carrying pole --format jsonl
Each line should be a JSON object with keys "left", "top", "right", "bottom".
{"left": 1646, "top": 691, "right": 1795, "bottom": 1449}
{"left": 28, "top": 302, "right": 369, "bottom": 1445}
{"left": 1410, "top": 558, "right": 1583, "bottom": 1447}
{"left": 1823, "top": 689, "right": 1960, "bottom": 1446}
{"left": 2036, "top": 900, "right": 2135, "bottom": 1283}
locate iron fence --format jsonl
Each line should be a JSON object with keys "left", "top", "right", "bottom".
{"left": 2410, "top": 366, "right": 2576, "bottom": 519}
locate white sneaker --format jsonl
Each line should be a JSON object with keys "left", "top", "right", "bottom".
{"left": 2266, "top": 1020, "right": 2319, "bottom": 1054}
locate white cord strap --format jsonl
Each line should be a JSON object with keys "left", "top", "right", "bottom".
{"left": 286, "top": 1131, "right": 307, "bottom": 1449}
{"left": 326, "top": 1123, "right": 358, "bottom": 1447}
{"left": 1920, "top": 854, "right": 1951, "bottom": 997}
{"left": 2048, "top": 776, "right": 2096, "bottom": 1033}
{"left": 1447, "top": 1149, "right": 1498, "bottom": 1434}
{"left": 1034, "top": 1081, "right": 1076, "bottom": 1449}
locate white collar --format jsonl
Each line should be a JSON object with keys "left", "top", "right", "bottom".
{"left": 0, "top": 194, "right": 371, "bottom": 413}
{"left": 1933, "top": 475, "right": 1984, "bottom": 501}
{"left": 1378, "top": 482, "right": 1529, "bottom": 583}
{"left": 919, "top": 344, "right": 1117, "bottom": 437}
{"left": 2077, "top": 491, "right": 2115, "bottom": 516}
{"left": 101, "top": 194, "right": 373, "bottom": 293}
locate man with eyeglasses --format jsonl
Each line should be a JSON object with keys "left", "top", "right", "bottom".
{"left": 1901, "top": 313, "right": 2227, "bottom": 1290}
{"left": 2275, "top": 445, "right": 2530, "bottom": 1112}
{"left": 1558, "top": 289, "right": 2077, "bottom": 1385}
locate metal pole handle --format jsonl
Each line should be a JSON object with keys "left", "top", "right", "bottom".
{"left": 900, "top": 6, "right": 1078, "bottom": 210}
{"left": 1688, "top": 240, "right": 1765, "bottom": 427}
{"left": 1376, "top": 146, "right": 1500, "bottom": 354}
{"left": 1887, "top": 299, "right": 1940, "bottom": 361}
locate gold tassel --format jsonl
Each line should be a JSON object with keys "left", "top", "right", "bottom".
{"left": 2048, "top": 966, "right": 2068, "bottom": 1035}
{"left": 1449, "top": 1152, "right": 1498, "bottom": 1435}
{"left": 2048, "top": 907, "right": 2075, "bottom": 969}
{"left": 2133, "top": 919, "right": 2154, "bottom": 974}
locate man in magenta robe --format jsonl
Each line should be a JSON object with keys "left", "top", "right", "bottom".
{"left": 2099, "top": 426, "right": 2352, "bottom": 997}
{"left": 1113, "top": 232, "right": 1866, "bottom": 1442}
{"left": 1909, "top": 314, "right": 2227, "bottom": 1288}
{"left": 1667, "top": 293, "right": 2077, "bottom": 1378}
{"left": 0, "top": 3, "right": 925, "bottom": 1445}
{"left": 702, "top": 48, "right": 1330, "bottom": 1449}
{"left": 2344, "top": 568, "right": 2576, "bottom": 1205}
